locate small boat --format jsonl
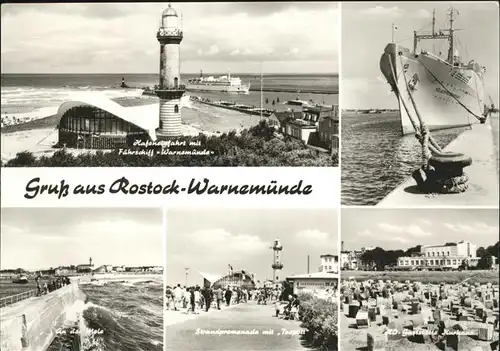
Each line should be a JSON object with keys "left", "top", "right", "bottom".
{"left": 285, "top": 99, "right": 311, "bottom": 106}
{"left": 12, "top": 275, "right": 29, "bottom": 284}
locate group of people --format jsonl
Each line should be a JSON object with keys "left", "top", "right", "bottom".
{"left": 35, "top": 276, "right": 71, "bottom": 296}
{"left": 165, "top": 284, "right": 253, "bottom": 314}
{"left": 256, "top": 287, "right": 282, "bottom": 304}
{"left": 275, "top": 294, "right": 301, "bottom": 320}
{"left": 264, "top": 97, "right": 281, "bottom": 106}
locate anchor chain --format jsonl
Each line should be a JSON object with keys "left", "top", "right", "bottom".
{"left": 417, "top": 57, "right": 485, "bottom": 122}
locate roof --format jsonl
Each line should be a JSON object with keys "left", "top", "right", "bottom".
{"left": 57, "top": 92, "right": 158, "bottom": 141}
{"left": 319, "top": 114, "right": 339, "bottom": 122}
{"left": 272, "top": 111, "right": 303, "bottom": 123}
{"left": 286, "top": 272, "right": 339, "bottom": 279}
{"left": 198, "top": 271, "right": 223, "bottom": 283}
{"left": 286, "top": 119, "right": 317, "bottom": 128}
{"left": 162, "top": 4, "right": 178, "bottom": 17}
{"left": 320, "top": 254, "right": 337, "bottom": 258}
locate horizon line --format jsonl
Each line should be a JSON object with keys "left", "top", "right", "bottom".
{"left": 1, "top": 72, "right": 339, "bottom": 76}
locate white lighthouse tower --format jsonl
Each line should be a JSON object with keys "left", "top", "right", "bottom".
{"left": 155, "top": 3, "right": 184, "bottom": 138}
{"left": 270, "top": 238, "right": 284, "bottom": 281}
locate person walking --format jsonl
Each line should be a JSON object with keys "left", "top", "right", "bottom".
{"left": 203, "top": 287, "right": 213, "bottom": 312}
{"left": 173, "top": 284, "right": 183, "bottom": 311}
{"left": 183, "top": 286, "right": 190, "bottom": 310}
{"left": 165, "top": 286, "right": 173, "bottom": 310}
{"left": 225, "top": 286, "right": 232, "bottom": 306}
{"left": 215, "top": 287, "right": 223, "bottom": 310}
{"left": 194, "top": 286, "right": 201, "bottom": 314}
{"left": 189, "top": 288, "right": 195, "bottom": 314}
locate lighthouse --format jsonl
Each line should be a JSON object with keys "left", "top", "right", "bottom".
{"left": 155, "top": 3, "right": 184, "bottom": 138}
{"left": 270, "top": 238, "right": 284, "bottom": 281}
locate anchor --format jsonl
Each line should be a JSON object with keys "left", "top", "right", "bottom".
{"left": 386, "top": 52, "right": 473, "bottom": 194}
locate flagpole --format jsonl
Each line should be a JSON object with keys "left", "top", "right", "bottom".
{"left": 392, "top": 23, "right": 394, "bottom": 43}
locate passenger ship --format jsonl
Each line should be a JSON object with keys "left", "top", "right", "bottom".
{"left": 380, "top": 8, "right": 489, "bottom": 135}
{"left": 186, "top": 71, "right": 250, "bottom": 94}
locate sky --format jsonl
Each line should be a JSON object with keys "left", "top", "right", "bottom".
{"left": 341, "top": 2, "right": 499, "bottom": 109}
{"left": 166, "top": 209, "right": 338, "bottom": 286}
{"left": 1, "top": 208, "right": 163, "bottom": 270}
{"left": 341, "top": 208, "right": 499, "bottom": 252}
{"left": 0, "top": 2, "right": 338, "bottom": 74}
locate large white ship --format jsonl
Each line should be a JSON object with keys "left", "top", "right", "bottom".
{"left": 380, "top": 8, "right": 489, "bottom": 135}
{"left": 186, "top": 71, "right": 250, "bottom": 94}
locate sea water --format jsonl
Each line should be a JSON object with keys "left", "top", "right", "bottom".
{"left": 341, "top": 112, "right": 499, "bottom": 206}
{"left": 1, "top": 73, "right": 338, "bottom": 133}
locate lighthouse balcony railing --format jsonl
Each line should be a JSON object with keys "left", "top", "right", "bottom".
{"left": 157, "top": 28, "right": 183, "bottom": 37}
{"left": 155, "top": 85, "right": 186, "bottom": 91}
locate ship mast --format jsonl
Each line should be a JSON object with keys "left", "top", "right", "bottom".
{"left": 260, "top": 64, "right": 263, "bottom": 121}
{"left": 413, "top": 7, "right": 458, "bottom": 66}
{"left": 432, "top": 9, "right": 436, "bottom": 35}
{"left": 446, "top": 7, "right": 458, "bottom": 65}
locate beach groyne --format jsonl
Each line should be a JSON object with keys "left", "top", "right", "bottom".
{"left": 0, "top": 283, "right": 85, "bottom": 351}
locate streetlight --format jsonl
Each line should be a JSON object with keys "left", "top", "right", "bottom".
{"left": 185, "top": 268, "right": 189, "bottom": 287}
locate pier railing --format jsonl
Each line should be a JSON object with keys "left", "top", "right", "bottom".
{"left": 0, "top": 289, "right": 37, "bottom": 308}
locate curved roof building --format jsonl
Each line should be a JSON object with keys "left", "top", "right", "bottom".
{"left": 198, "top": 270, "right": 256, "bottom": 290}
{"left": 212, "top": 270, "right": 256, "bottom": 290}
{"left": 57, "top": 93, "right": 158, "bottom": 149}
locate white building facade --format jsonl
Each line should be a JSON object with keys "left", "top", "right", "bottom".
{"left": 397, "top": 241, "right": 485, "bottom": 270}
{"left": 319, "top": 254, "right": 339, "bottom": 273}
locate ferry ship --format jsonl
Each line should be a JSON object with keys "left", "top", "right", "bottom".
{"left": 186, "top": 71, "right": 250, "bottom": 94}
{"left": 380, "top": 8, "right": 489, "bottom": 135}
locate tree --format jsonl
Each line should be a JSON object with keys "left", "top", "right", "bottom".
{"left": 4, "top": 120, "right": 338, "bottom": 167}
{"left": 477, "top": 253, "right": 494, "bottom": 270}
{"left": 476, "top": 247, "right": 487, "bottom": 258}
{"left": 486, "top": 241, "right": 499, "bottom": 259}
{"left": 6, "top": 151, "right": 36, "bottom": 167}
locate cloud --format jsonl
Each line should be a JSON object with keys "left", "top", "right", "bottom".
{"left": 206, "top": 45, "right": 220, "bottom": 56}
{"left": 415, "top": 9, "right": 431, "bottom": 18}
{"left": 187, "top": 229, "right": 268, "bottom": 254}
{"left": 358, "top": 229, "right": 409, "bottom": 244}
{"left": 1, "top": 3, "right": 338, "bottom": 73}
{"left": 1, "top": 210, "right": 163, "bottom": 269}
{"left": 377, "top": 223, "right": 432, "bottom": 237}
{"left": 443, "top": 222, "right": 498, "bottom": 235}
{"left": 361, "top": 6, "right": 405, "bottom": 17}
{"left": 296, "top": 229, "right": 330, "bottom": 242}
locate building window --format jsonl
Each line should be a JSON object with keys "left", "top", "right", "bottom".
{"left": 174, "top": 105, "right": 179, "bottom": 113}
{"left": 174, "top": 77, "right": 179, "bottom": 88}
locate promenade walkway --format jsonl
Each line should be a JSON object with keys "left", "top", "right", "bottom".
{"left": 166, "top": 301, "right": 314, "bottom": 351}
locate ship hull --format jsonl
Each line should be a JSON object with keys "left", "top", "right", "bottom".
{"left": 186, "top": 84, "right": 250, "bottom": 94}
{"left": 380, "top": 43, "right": 485, "bottom": 135}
